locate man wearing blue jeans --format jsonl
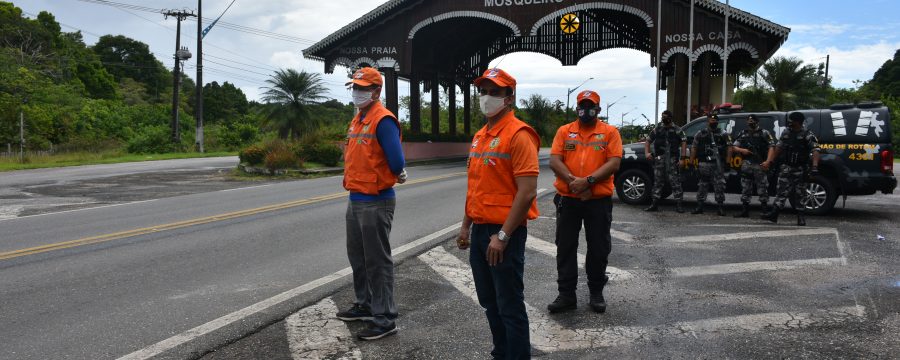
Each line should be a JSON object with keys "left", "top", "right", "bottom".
{"left": 336, "top": 67, "right": 406, "bottom": 341}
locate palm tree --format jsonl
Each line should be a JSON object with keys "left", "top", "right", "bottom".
{"left": 734, "top": 56, "right": 825, "bottom": 111}
{"left": 260, "top": 69, "right": 328, "bottom": 140}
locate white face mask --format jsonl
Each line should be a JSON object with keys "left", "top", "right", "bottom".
{"left": 352, "top": 89, "right": 375, "bottom": 108}
{"left": 479, "top": 95, "right": 507, "bottom": 118}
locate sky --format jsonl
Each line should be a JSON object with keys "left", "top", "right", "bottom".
{"left": 15, "top": 0, "right": 900, "bottom": 127}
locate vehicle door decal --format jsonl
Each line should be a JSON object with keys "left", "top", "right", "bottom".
{"left": 855, "top": 111, "right": 884, "bottom": 138}
{"left": 830, "top": 112, "right": 847, "bottom": 137}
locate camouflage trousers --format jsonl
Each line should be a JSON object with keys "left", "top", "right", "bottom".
{"left": 739, "top": 162, "right": 769, "bottom": 205}
{"left": 774, "top": 165, "right": 807, "bottom": 209}
{"left": 696, "top": 162, "right": 726, "bottom": 204}
{"left": 651, "top": 156, "right": 683, "bottom": 200}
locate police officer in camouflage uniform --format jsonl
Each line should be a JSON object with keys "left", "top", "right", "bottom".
{"left": 690, "top": 114, "right": 732, "bottom": 216}
{"left": 643, "top": 110, "right": 688, "bottom": 213}
{"left": 730, "top": 114, "right": 776, "bottom": 218}
{"left": 761, "top": 111, "right": 821, "bottom": 226}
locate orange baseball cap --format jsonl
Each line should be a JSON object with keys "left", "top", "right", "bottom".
{"left": 576, "top": 90, "right": 600, "bottom": 105}
{"left": 346, "top": 67, "right": 383, "bottom": 87}
{"left": 473, "top": 68, "right": 516, "bottom": 91}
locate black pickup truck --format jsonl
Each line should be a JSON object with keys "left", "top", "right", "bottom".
{"left": 614, "top": 103, "right": 897, "bottom": 214}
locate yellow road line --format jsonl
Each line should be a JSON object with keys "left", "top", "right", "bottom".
{"left": 0, "top": 172, "right": 466, "bottom": 261}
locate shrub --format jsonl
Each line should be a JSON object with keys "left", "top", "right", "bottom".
{"left": 239, "top": 145, "right": 265, "bottom": 165}
{"left": 264, "top": 146, "right": 300, "bottom": 171}
{"left": 306, "top": 142, "right": 343, "bottom": 167}
{"left": 126, "top": 124, "right": 175, "bottom": 154}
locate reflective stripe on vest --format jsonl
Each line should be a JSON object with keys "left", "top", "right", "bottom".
{"left": 343, "top": 102, "right": 401, "bottom": 195}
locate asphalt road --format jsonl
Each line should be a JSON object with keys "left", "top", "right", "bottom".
{"left": 1, "top": 156, "right": 898, "bottom": 359}
{"left": 0, "top": 157, "right": 561, "bottom": 360}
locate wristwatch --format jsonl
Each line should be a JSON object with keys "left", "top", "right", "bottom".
{"left": 497, "top": 230, "right": 508, "bottom": 242}
{"left": 586, "top": 176, "right": 597, "bottom": 184}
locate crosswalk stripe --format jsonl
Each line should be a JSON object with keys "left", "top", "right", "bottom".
{"left": 525, "top": 235, "right": 633, "bottom": 281}
{"left": 665, "top": 228, "right": 836, "bottom": 243}
{"left": 285, "top": 298, "right": 360, "bottom": 360}
{"left": 669, "top": 258, "right": 844, "bottom": 277}
{"left": 418, "top": 247, "right": 640, "bottom": 351}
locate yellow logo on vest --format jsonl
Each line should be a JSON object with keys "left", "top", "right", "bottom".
{"left": 489, "top": 137, "right": 501, "bottom": 149}
{"left": 362, "top": 124, "right": 370, "bottom": 132}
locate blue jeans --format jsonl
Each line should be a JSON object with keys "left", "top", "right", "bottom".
{"left": 469, "top": 224, "right": 530, "bottom": 360}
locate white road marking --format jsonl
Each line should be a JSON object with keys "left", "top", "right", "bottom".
{"left": 526, "top": 235, "right": 633, "bottom": 281}
{"left": 419, "top": 247, "right": 865, "bottom": 352}
{"left": 610, "top": 229, "right": 635, "bottom": 242}
{"left": 285, "top": 298, "right": 360, "bottom": 360}
{"left": 218, "top": 184, "right": 275, "bottom": 192}
{"left": 669, "top": 258, "right": 844, "bottom": 277}
{"left": 0, "top": 199, "right": 158, "bottom": 222}
{"left": 537, "top": 188, "right": 548, "bottom": 195}
{"left": 117, "top": 222, "right": 462, "bottom": 360}
{"left": 0, "top": 205, "right": 24, "bottom": 220}
{"left": 419, "top": 247, "right": 640, "bottom": 351}
{"left": 665, "top": 228, "right": 836, "bottom": 243}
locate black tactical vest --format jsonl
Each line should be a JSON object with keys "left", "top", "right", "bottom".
{"left": 740, "top": 129, "right": 770, "bottom": 163}
{"left": 696, "top": 128, "right": 728, "bottom": 163}
{"left": 652, "top": 126, "right": 682, "bottom": 156}
{"left": 782, "top": 129, "right": 813, "bottom": 166}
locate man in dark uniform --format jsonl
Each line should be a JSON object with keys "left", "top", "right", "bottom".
{"left": 690, "top": 114, "right": 732, "bottom": 216}
{"left": 643, "top": 110, "right": 688, "bottom": 213}
{"left": 730, "top": 114, "right": 776, "bottom": 217}
{"left": 761, "top": 111, "right": 821, "bottom": 226}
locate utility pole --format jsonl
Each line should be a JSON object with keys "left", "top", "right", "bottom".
{"left": 195, "top": 0, "right": 204, "bottom": 153}
{"left": 823, "top": 54, "right": 830, "bottom": 88}
{"left": 19, "top": 109, "right": 24, "bottom": 163}
{"left": 164, "top": 9, "right": 196, "bottom": 146}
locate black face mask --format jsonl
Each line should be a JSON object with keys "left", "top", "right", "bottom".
{"left": 577, "top": 107, "right": 598, "bottom": 123}
{"left": 708, "top": 122, "right": 718, "bottom": 129}
{"left": 662, "top": 115, "right": 672, "bottom": 124}
{"left": 748, "top": 121, "right": 759, "bottom": 130}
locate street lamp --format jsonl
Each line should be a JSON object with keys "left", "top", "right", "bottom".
{"left": 621, "top": 107, "right": 637, "bottom": 127}
{"left": 566, "top": 77, "right": 593, "bottom": 120}
{"left": 606, "top": 95, "right": 626, "bottom": 120}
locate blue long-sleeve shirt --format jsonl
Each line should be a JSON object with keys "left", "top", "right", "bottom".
{"left": 349, "top": 115, "right": 405, "bottom": 202}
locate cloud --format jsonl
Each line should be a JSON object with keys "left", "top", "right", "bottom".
{"left": 787, "top": 23, "right": 850, "bottom": 36}
{"left": 774, "top": 41, "right": 900, "bottom": 87}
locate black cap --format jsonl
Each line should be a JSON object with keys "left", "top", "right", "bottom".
{"left": 662, "top": 110, "right": 673, "bottom": 116}
{"left": 747, "top": 114, "right": 758, "bottom": 121}
{"left": 788, "top": 111, "right": 805, "bottom": 123}
{"left": 708, "top": 114, "right": 719, "bottom": 120}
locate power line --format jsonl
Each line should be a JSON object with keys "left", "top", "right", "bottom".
{"left": 202, "top": 53, "right": 279, "bottom": 72}
{"left": 204, "top": 59, "right": 272, "bottom": 77}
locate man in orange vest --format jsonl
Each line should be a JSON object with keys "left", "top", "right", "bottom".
{"left": 336, "top": 67, "right": 406, "bottom": 341}
{"left": 457, "top": 68, "right": 539, "bottom": 360}
{"left": 547, "top": 90, "right": 622, "bottom": 314}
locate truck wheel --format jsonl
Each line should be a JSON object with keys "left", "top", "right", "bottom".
{"left": 616, "top": 169, "right": 652, "bottom": 205}
{"left": 789, "top": 175, "right": 838, "bottom": 215}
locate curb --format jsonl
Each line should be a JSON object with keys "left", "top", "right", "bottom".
{"left": 236, "top": 156, "right": 467, "bottom": 177}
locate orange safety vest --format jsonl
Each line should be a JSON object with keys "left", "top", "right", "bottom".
{"left": 553, "top": 120, "right": 618, "bottom": 198}
{"left": 465, "top": 112, "right": 540, "bottom": 225}
{"left": 343, "top": 101, "right": 401, "bottom": 195}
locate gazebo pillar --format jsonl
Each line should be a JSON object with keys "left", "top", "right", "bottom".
{"left": 431, "top": 75, "right": 440, "bottom": 136}
{"left": 463, "top": 84, "right": 472, "bottom": 135}
{"left": 448, "top": 83, "right": 457, "bottom": 136}
{"left": 410, "top": 74, "right": 421, "bottom": 133}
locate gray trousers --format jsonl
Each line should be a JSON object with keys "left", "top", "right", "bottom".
{"left": 346, "top": 199, "right": 397, "bottom": 327}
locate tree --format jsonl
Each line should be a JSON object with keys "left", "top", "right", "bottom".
{"left": 863, "top": 49, "right": 900, "bottom": 98}
{"left": 733, "top": 56, "right": 827, "bottom": 111}
{"left": 92, "top": 35, "right": 169, "bottom": 99}
{"left": 260, "top": 69, "right": 327, "bottom": 140}
{"left": 202, "top": 81, "right": 248, "bottom": 124}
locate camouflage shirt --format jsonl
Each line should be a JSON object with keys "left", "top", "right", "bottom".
{"left": 648, "top": 124, "right": 687, "bottom": 157}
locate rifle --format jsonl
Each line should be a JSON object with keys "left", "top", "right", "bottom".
{"left": 709, "top": 128, "right": 724, "bottom": 175}
{"left": 663, "top": 127, "right": 671, "bottom": 181}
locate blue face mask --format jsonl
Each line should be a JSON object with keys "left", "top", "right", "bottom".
{"left": 577, "top": 107, "right": 598, "bottom": 123}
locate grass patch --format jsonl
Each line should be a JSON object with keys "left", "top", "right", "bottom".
{"left": 0, "top": 150, "right": 236, "bottom": 172}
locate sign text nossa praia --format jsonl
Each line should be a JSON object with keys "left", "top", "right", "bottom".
{"left": 484, "top": 0, "right": 564, "bottom": 7}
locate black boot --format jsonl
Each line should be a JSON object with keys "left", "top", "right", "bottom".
{"left": 761, "top": 207, "right": 780, "bottom": 223}
{"left": 547, "top": 294, "right": 577, "bottom": 313}
{"left": 691, "top": 203, "right": 704, "bottom": 214}
{"left": 761, "top": 202, "right": 770, "bottom": 214}
{"left": 675, "top": 201, "right": 685, "bottom": 213}
{"left": 589, "top": 292, "right": 607, "bottom": 313}
{"left": 717, "top": 204, "right": 726, "bottom": 216}
{"left": 797, "top": 211, "right": 806, "bottom": 226}
{"left": 734, "top": 203, "right": 750, "bottom": 218}
{"left": 643, "top": 199, "right": 659, "bottom": 212}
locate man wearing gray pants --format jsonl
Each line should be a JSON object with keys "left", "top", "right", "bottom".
{"left": 336, "top": 67, "right": 406, "bottom": 340}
